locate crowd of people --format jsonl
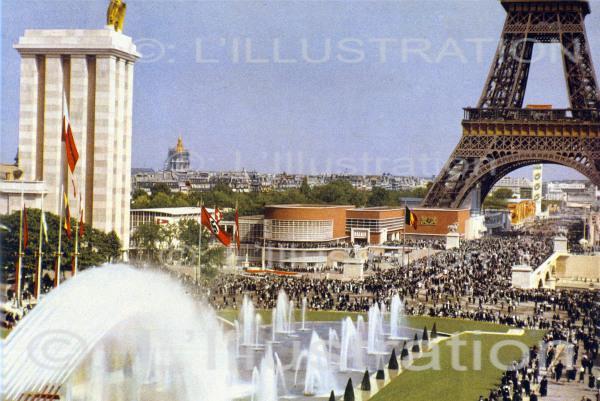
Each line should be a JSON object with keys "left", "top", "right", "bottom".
{"left": 206, "top": 236, "right": 556, "bottom": 325}
{"left": 481, "top": 318, "right": 600, "bottom": 400}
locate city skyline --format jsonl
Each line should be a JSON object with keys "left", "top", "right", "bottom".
{"left": 3, "top": 0, "right": 600, "bottom": 179}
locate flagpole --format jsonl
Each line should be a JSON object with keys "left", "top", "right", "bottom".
{"left": 403, "top": 201, "right": 406, "bottom": 269}
{"left": 35, "top": 194, "right": 45, "bottom": 300}
{"left": 56, "top": 92, "right": 67, "bottom": 288}
{"left": 55, "top": 184, "right": 64, "bottom": 287}
{"left": 73, "top": 196, "right": 80, "bottom": 277}
{"left": 197, "top": 199, "right": 202, "bottom": 284}
{"left": 16, "top": 178, "right": 25, "bottom": 307}
{"left": 262, "top": 227, "right": 266, "bottom": 271}
{"left": 234, "top": 200, "right": 238, "bottom": 270}
{"left": 73, "top": 218, "right": 79, "bottom": 277}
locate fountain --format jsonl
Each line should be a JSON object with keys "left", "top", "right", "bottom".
{"left": 294, "top": 331, "right": 337, "bottom": 396}
{"left": 367, "top": 303, "right": 386, "bottom": 354}
{"left": 251, "top": 344, "right": 286, "bottom": 401}
{"left": 253, "top": 313, "right": 264, "bottom": 349}
{"left": 339, "top": 317, "right": 364, "bottom": 371}
{"left": 240, "top": 295, "right": 257, "bottom": 346}
{"left": 2, "top": 264, "right": 238, "bottom": 401}
{"left": 234, "top": 320, "right": 241, "bottom": 357}
{"left": 273, "top": 290, "right": 295, "bottom": 334}
{"left": 328, "top": 328, "right": 339, "bottom": 364}
{"left": 389, "top": 294, "right": 405, "bottom": 339}
{"left": 300, "top": 297, "right": 309, "bottom": 331}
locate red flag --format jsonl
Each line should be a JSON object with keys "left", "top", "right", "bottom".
{"left": 78, "top": 209, "right": 85, "bottom": 238}
{"left": 201, "top": 207, "right": 231, "bottom": 246}
{"left": 234, "top": 207, "right": 241, "bottom": 251}
{"left": 62, "top": 94, "right": 79, "bottom": 173}
{"left": 214, "top": 207, "right": 223, "bottom": 223}
{"left": 22, "top": 206, "right": 29, "bottom": 249}
{"left": 64, "top": 193, "right": 72, "bottom": 239}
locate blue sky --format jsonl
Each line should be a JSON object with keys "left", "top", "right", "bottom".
{"left": 3, "top": 0, "right": 600, "bottom": 179}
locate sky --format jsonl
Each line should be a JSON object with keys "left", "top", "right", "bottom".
{"left": 2, "top": 0, "right": 600, "bottom": 180}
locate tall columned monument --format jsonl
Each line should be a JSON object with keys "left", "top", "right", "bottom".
{"left": 14, "top": 4, "right": 139, "bottom": 252}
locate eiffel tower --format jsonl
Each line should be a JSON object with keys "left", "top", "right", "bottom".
{"left": 423, "top": 0, "right": 600, "bottom": 209}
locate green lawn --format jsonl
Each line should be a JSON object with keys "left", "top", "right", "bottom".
{"left": 218, "top": 309, "right": 514, "bottom": 334}
{"left": 371, "top": 330, "right": 546, "bottom": 401}
{"left": 1, "top": 328, "right": 8, "bottom": 339}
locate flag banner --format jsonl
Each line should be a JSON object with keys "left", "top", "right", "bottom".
{"left": 71, "top": 175, "right": 78, "bottom": 198}
{"left": 64, "top": 192, "right": 72, "bottom": 239}
{"left": 214, "top": 207, "right": 223, "bottom": 223}
{"left": 201, "top": 206, "right": 231, "bottom": 246}
{"left": 78, "top": 208, "right": 85, "bottom": 238}
{"left": 405, "top": 206, "right": 418, "bottom": 230}
{"left": 62, "top": 93, "right": 79, "bottom": 173}
{"left": 22, "top": 207, "right": 29, "bottom": 249}
{"left": 41, "top": 210, "right": 49, "bottom": 243}
{"left": 234, "top": 207, "right": 241, "bottom": 251}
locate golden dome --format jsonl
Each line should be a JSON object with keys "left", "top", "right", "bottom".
{"left": 176, "top": 136, "right": 184, "bottom": 153}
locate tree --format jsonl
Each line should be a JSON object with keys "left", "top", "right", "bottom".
{"left": 482, "top": 187, "right": 514, "bottom": 210}
{"left": 131, "top": 222, "right": 162, "bottom": 262}
{"left": 367, "top": 187, "right": 389, "bottom": 206}
{"left": 0, "top": 209, "right": 121, "bottom": 293}
{"left": 149, "top": 192, "right": 173, "bottom": 208}
{"left": 150, "top": 182, "right": 172, "bottom": 196}
{"left": 300, "top": 177, "right": 311, "bottom": 197}
{"left": 131, "top": 193, "right": 151, "bottom": 209}
{"left": 493, "top": 188, "right": 515, "bottom": 199}
{"left": 177, "top": 219, "right": 226, "bottom": 270}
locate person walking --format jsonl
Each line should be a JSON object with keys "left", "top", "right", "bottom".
{"left": 540, "top": 376, "right": 548, "bottom": 397}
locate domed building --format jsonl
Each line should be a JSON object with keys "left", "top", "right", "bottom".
{"left": 164, "top": 136, "right": 190, "bottom": 172}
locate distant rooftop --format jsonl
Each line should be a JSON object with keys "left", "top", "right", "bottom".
{"left": 266, "top": 204, "right": 354, "bottom": 209}
{"left": 130, "top": 207, "right": 212, "bottom": 215}
{"left": 352, "top": 206, "right": 405, "bottom": 211}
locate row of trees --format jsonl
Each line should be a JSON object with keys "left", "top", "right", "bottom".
{"left": 482, "top": 188, "right": 514, "bottom": 210}
{"left": 130, "top": 219, "right": 226, "bottom": 277}
{"left": 132, "top": 179, "right": 433, "bottom": 216}
{"left": 0, "top": 209, "right": 121, "bottom": 279}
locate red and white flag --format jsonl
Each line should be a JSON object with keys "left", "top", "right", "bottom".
{"left": 62, "top": 93, "right": 79, "bottom": 174}
{"left": 78, "top": 208, "right": 85, "bottom": 239}
{"left": 213, "top": 207, "right": 223, "bottom": 223}
{"left": 63, "top": 192, "right": 72, "bottom": 239}
{"left": 201, "top": 206, "right": 230, "bottom": 246}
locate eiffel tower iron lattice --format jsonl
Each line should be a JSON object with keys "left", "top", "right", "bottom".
{"left": 423, "top": 0, "right": 600, "bottom": 209}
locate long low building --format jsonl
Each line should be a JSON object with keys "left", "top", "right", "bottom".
{"left": 129, "top": 204, "right": 480, "bottom": 270}
{"left": 235, "top": 204, "right": 477, "bottom": 270}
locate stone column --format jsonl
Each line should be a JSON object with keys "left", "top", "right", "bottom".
{"left": 92, "top": 55, "right": 117, "bottom": 233}
{"left": 121, "top": 61, "right": 134, "bottom": 255}
{"left": 17, "top": 56, "right": 40, "bottom": 181}
{"left": 42, "top": 56, "right": 65, "bottom": 214}
{"left": 69, "top": 55, "right": 89, "bottom": 215}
